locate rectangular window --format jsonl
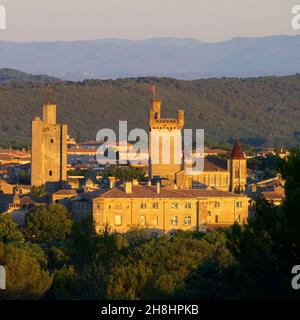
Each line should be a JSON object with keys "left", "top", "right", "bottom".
{"left": 235, "top": 169, "right": 240, "bottom": 179}
{"left": 214, "top": 202, "right": 221, "bottom": 208}
{"left": 49, "top": 170, "right": 53, "bottom": 176}
{"left": 184, "top": 216, "right": 192, "bottom": 225}
{"left": 236, "top": 214, "right": 241, "bottom": 223}
{"left": 171, "top": 203, "right": 179, "bottom": 209}
{"left": 184, "top": 203, "right": 192, "bottom": 209}
{"left": 212, "top": 176, "right": 216, "bottom": 185}
{"left": 152, "top": 203, "right": 159, "bottom": 209}
{"left": 139, "top": 216, "right": 146, "bottom": 226}
{"left": 115, "top": 215, "right": 122, "bottom": 226}
{"left": 151, "top": 216, "right": 158, "bottom": 225}
{"left": 215, "top": 215, "right": 219, "bottom": 223}
{"left": 50, "top": 139, "right": 54, "bottom": 143}
{"left": 140, "top": 203, "right": 147, "bottom": 209}
{"left": 171, "top": 216, "right": 178, "bottom": 225}
{"left": 236, "top": 201, "right": 243, "bottom": 208}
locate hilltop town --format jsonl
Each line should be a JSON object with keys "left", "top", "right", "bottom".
{"left": 0, "top": 94, "right": 286, "bottom": 233}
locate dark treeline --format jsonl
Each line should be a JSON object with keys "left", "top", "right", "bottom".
{"left": 1, "top": 150, "right": 300, "bottom": 300}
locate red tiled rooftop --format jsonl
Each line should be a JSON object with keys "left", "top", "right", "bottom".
{"left": 98, "top": 185, "right": 246, "bottom": 199}
{"left": 230, "top": 139, "right": 245, "bottom": 160}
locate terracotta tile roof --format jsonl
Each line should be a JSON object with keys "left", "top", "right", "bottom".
{"left": 79, "top": 140, "right": 105, "bottom": 146}
{"left": 67, "top": 148, "right": 97, "bottom": 154}
{"left": 203, "top": 157, "right": 227, "bottom": 171}
{"left": 98, "top": 185, "right": 246, "bottom": 199}
{"left": 262, "top": 188, "right": 285, "bottom": 200}
{"left": 0, "top": 149, "right": 30, "bottom": 158}
{"left": 230, "top": 139, "right": 245, "bottom": 160}
{"left": 52, "top": 189, "right": 78, "bottom": 196}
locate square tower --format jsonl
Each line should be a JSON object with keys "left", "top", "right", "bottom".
{"left": 149, "top": 99, "right": 184, "bottom": 183}
{"left": 31, "top": 104, "right": 67, "bottom": 187}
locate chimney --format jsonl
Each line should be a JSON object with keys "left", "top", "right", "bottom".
{"left": 125, "top": 181, "right": 132, "bottom": 194}
{"left": 108, "top": 176, "right": 115, "bottom": 189}
{"left": 156, "top": 181, "right": 161, "bottom": 194}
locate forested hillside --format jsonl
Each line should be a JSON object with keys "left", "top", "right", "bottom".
{"left": 0, "top": 72, "right": 300, "bottom": 147}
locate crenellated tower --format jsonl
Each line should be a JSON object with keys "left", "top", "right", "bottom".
{"left": 149, "top": 99, "right": 185, "bottom": 184}
{"left": 31, "top": 102, "right": 67, "bottom": 188}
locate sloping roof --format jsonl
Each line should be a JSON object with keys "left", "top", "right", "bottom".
{"left": 97, "top": 185, "right": 245, "bottom": 199}
{"left": 52, "top": 189, "right": 78, "bottom": 196}
{"left": 230, "top": 139, "right": 245, "bottom": 160}
{"left": 203, "top": 157, "right": 227, "bottom": 171}
{"left": 67, "top": 148, "right": 97, "bottom": 154}
{"left": 262, "top": 187, "right": 285, "bottom": 201}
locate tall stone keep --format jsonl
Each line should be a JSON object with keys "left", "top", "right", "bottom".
{"left": 31, "top": 103, "right": 67, "bottom": 187}
{"left": 149, "top": 99, "right": 184, "bottom": 183}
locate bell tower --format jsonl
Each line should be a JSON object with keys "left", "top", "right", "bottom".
{"left": 228, "top": 139, "right": 247, "bottom": 193}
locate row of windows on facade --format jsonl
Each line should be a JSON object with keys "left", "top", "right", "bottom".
{"left": 192, "top": 176, "right": 229, "bottom": 187}
{"left": 112, "top": 213, "right": 241, "bottom": 226}
{"left": 99, "top": 201, "right": 243, "bottom": 210}
{"left": 114, "top": 215, "right": 192, "bottom": 226}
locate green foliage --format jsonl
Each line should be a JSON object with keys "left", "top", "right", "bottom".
{"left": 0, "top": 216, "right": 24, "bottom": 243}
{"left": 278, "top": 149, "right": 300, "bottom": 259}
{"left": 105, "top": 167, "right": 146, "bottom": 182}
{"left": 106, "top": 232, "right": 233, "bottom": 300}
{"left": 2, "top": 75, "right": 300, "bottom": 147}
{"left": 0, "top": 243, "right": 53, "bottom": 299}
{"left": 30, "top": 185, "right": 48, "bottom": 198}
{"left": 67, "top": 169, "right": 87, "bottom": 176}
{"left": 24, "top": 204, "right": 72, "bottom": 243}
{"left": 248, "top": 155, "right": 281, "bottom": 179}
{"left": 2, "top": 149, "right": 300, "bottom": 300}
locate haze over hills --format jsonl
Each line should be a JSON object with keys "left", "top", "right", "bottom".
{"left": 0, "top": 69, "right": 300, "bottom": 148}
{"left": 0, "top": 35, "right": 300, "bottom": 81}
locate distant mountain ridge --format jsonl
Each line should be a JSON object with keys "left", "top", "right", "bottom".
{"left": 0, "top": 35, "right": 300, "bottom": 80}
{"left": 0, "top": 68, "right": 61, "bottom": 85}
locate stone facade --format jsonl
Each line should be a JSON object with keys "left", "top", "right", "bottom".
{"left": 31, "top": 104, "right": 67, "bottom": 187}
{"left": 92, "top": 184, "right": 249, "bottom": 234}
{"left": 149, "top": 99, "right": 184, "bottom": 183}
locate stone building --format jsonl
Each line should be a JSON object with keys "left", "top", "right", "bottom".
{"left": 92, "top": 182, "right": 249, "bottom": 235}
{"left": 149, "top": 99, "right": 184, "bottom": 184}
{"left": 148, "top": 99, "right": 247, "bottom": 194}
{"left": 31, "top": 102, "right": 67, "bottom": 188}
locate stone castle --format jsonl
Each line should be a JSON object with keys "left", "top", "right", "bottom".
{"left": 30, "top": 97, "right": 249, "bottom": 234}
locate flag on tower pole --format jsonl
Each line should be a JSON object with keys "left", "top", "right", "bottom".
{"left": 147, "top": 84, "right": 157, "bottom": 99}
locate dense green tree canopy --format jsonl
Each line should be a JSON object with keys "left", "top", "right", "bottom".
{"left": 24, "top": 204, "right": 72, "bottom": 243}
{"left": 0, "top": 216, "right": 24, "bottom": 243}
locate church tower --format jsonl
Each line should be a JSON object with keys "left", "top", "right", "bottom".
{"left": 228, "top": 139, "right": 247, "bottom": 193}
{"left": 149, "top": 99, "right": 184, "bottom": 184}
{"left": 31, "top": 101, "right": 67, "bottom": 188}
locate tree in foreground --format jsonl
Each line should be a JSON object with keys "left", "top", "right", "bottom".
{"left": 0, "top": 243, "right": 53, "bottom": 299}
{"left": 0, "top": 215, "right": 24, "bottom": 243}
{"left": 23, "top": 204, "right": 72, "bottom": 243}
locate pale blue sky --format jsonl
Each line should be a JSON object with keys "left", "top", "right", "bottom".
{"left": 0, "top": 0, "right": 299, "bottom": 42}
